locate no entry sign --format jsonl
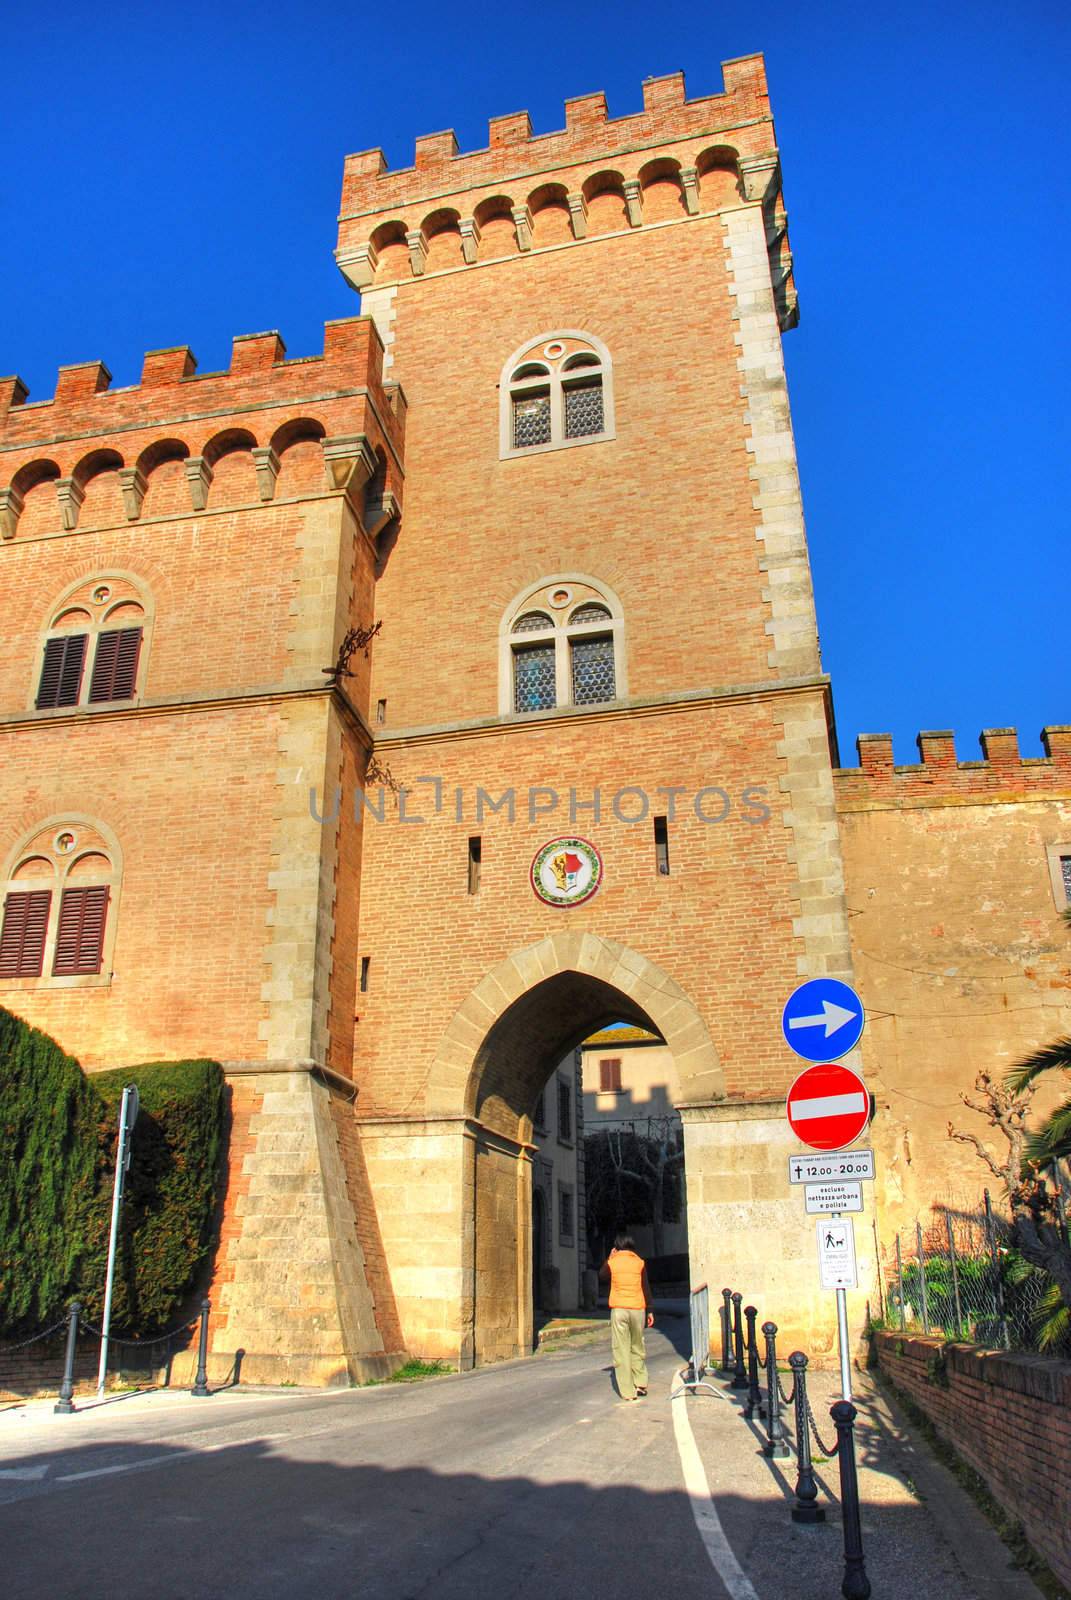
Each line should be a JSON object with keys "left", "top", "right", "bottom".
{"left": 787, "top": 1062, "right": 871, "bottom": 1152}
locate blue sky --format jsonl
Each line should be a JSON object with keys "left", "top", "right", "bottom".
{"left": 3, "top": 1, "right": 1067, "bottom": 763}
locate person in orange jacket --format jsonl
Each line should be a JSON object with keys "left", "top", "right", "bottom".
{"left": 600, "top": 1231, "right": 655, "bottom": 1401}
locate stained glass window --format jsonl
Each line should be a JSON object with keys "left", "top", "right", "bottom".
{"left": 513, "top": 643, "right": 556, "bottom": 713}
{"left": 513, "top": 392, "right": 551, "bottom": 448}
{"left": 512, "top": 611, "right": 553, "bottom": 633}
{"left": 569, "top": 602, "right": 611, "bottom": 626}
{"left": 571, "top": 635, "right": 615, "bottom": 705}
{"left": 564, "top": 378, "right": 604, "bottom": 439}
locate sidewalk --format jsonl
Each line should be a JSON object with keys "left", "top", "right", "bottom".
{"left": 684, "top": 1359, "right": 1046, "bottom": 1600}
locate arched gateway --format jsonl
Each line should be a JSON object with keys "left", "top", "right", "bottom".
{"left": 426, "top": 934, "right": 723, "bottom": 1365}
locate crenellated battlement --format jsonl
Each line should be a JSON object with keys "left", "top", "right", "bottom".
{"left": 835, "top": 728, "right": 1071, "bottom": 810}
{"left": 335, "top": 56, "right": 793, "bottom": 321}
{"left": 0, "top": 317, "right": 406, "bottom": 540}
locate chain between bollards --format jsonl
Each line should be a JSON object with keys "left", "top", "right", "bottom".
{"left": 743, "top": 1305, "right": 765, "bottom": 1421}
{"left": 54, "top": 1301, "right": 81, "bottom": 1415}
{"left": 731, "top": 1292, "right": 749, "bottom": 1389}
{"left": 789, "top": 1351, "right": 825, "bottom": 1523}
{"left": 720, "top": 1287, "right": 733, "bottom": 1373}
{"left": 761, "top": 1320, "right": 790, "bottom": 1458}
{"left": 191, "top": 1298, "right": 211, "bottom": 1397}
{"left": 832, "top": 1400, "right": 871, "bottom": 1599}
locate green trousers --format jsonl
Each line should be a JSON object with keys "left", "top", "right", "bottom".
{"left": 610, "top": 1307, "right": 648, "bottom": 1399}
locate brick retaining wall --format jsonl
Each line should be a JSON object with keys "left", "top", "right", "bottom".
{"left": 873, "top": 1330, "right": 1071, "bottom": 1588}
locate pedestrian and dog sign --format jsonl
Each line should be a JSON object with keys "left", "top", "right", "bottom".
{"left": 816, "top": 1218, "right": 858, "bottom": 1290}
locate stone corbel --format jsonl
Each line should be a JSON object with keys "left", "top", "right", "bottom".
{"left": 405, "top": 229, "right": 428, "bottom": 277}
{"left": 336, "top": 243, "right": 379, "bottom": 291}
{"left": 118, "top": 466, "right": 147, "bottom": 521}
{"left": 566, "top": 192, "right": 588, "bottom": 239}
{"left": 184, "top": 456, "right": 213, "bottom": 512}
{"left": 363, "top": 488, "right": 400, "bottom": 540}
{"left": 623, "top": 179, "right": 643, "bottom": 228}
{"left": 0, "top": 486, "right": 24, "bottom": 539}
{"left": 738, "top": 152, "right": 781, "bottom": 207}
{"left": 765, "top": 209, "right": 788, "bottom": 250}
{"left": 679, "top": 166, "right": 700, "bottom": 216}
{"left": 252, "top": 446, "right": 280, "bottom": 503}
{"left": 771, "top": 250, "right": 794, "bottom": 291}
{"left": 322, "top": 434, "right": 377, "bottom": 508}
{"left": 511, "top": 205, "right": 534, "bottom": 251}
{"left": 55, "top": 477, "right": 85, "bottom": 531}
{"left": 459, "top": 216, "right": 481, "bottom": 264}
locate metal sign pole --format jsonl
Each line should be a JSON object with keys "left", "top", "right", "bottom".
{"left": 832, "top": 1211, "right": 852, "bottom": 1401}
{"left": 96, "top": 1085, "right": 138, "bottom": 1396}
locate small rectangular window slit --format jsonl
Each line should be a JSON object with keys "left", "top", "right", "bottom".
{"left": 654, "top": 815, "right": 670, "bottom": 876}
{"left": 360, "top": 956, "right": 370, "bottom": 993}
{"left": 376, "top": 699, "right": 387, "bottom": 723}
{"left": 468, "top": 836, "right": 482, "bottom": 895}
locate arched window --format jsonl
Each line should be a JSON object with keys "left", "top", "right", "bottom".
{"left": 0, "top": 819, "right": 122, "bottom": 986}
{"left": 499, "top": 332, "right": 615, "bottom": 459}
{"left": 33, "top": 574, "right": 151, "bottom": 712}
{"left": 499, "top": 578, "right": 626, "bottom": 715}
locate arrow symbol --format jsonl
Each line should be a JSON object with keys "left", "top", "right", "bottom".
{"left": 787, "top": 999, "right": 857, "bottom": 1037}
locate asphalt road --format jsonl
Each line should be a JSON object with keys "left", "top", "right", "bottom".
{"left": 0, "top": 1321, "right": 1045, "bottom": 1600}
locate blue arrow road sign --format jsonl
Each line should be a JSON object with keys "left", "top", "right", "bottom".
{"left": 782, "top": 978, "right": 864, "bottom": 1062}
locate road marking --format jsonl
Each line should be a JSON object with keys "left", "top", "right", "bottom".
{"left": 0, "top": 1466, "right": 48, "bottom": 1481}
{"left": 788, "top": 1091, "right": 866, "bottom": 1121}
{"left": 669, "top": 1375, "right": 760, "bottom": 1600}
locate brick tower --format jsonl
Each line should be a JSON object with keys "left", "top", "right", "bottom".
{"left": 335, "top": 56, "right": 864, "bottom": 1363}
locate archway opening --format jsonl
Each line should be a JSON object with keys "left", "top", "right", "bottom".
{"left": 467, "top": 968, "right": 689, "bottom": 1364}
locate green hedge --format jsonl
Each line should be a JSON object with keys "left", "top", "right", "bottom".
{"left": 0, "top": 1007, "right": 224, "bottom": 1338}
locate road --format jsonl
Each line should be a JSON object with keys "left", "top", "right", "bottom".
{"left": 0, "top": 1321, "right": 1043, "bottom": 1600}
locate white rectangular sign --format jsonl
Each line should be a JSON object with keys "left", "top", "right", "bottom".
{"left": 789, "top": 1148, "right": 874, "bottom": 1185}
{"left": 805, "top": 1180, "right": 863, "bottom": 1215}
{"left": 816, "top": 1217, "right": 858, "bottom": 1290}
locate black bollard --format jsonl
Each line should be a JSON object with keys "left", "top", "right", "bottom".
{"left": 731, "top": 1292, "right": 749, "bottom": 1389}
{"left": 832, "top": 1400, "right": 871, "bottom": 1599}
{"left": 761, "top": 1320, "right": 790, "bottom": 1458}
{"left": 789, "top": 1352, "right": 825, "bottom": 1523}
{"left": 720, "top": 1288, "right": 733, "bottom": 1373}
{"left": 743, "top": 1305, "right": 765, "bottom": 1420}
{"left": 191, "top": 1298, "right": 211, "bottom": 1397}
{"left": 54, "top": 1301, "right": 81, "bottom": 1415}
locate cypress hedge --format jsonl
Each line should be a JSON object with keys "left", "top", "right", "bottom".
{"left": 0, "top": 1007, "right": 224, "bottom": 1338}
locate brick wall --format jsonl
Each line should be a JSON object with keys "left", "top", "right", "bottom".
{"left": 874, "top": 1330, "right": 1071, "bottom": 1588}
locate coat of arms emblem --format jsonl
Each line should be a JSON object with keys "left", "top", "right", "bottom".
{"left": 530, "top": 836, "right": 603, "bottom": 907}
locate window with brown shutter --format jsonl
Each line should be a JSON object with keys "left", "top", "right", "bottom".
{"left": 0, "top": 890, "right": 52, "bottom": 977}
{"left": 36, "top": 636, "right": 87, "bottom": 709}
{"left": 52, "top": 885, "right": 109, "bottom": 976}
{"left": 599, "top": 1057, "right": 622, "bottom": 1093}
{"left": 88, "top": 628, "right": 142, "bottom": 704}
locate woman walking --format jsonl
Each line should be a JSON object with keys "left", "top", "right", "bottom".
{"left": 601, "top": 1232, "right": 655, "bottom": 1401}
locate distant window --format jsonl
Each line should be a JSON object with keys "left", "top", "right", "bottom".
{"left": 599, "top": 1057, "right": 622, "bottom": 1093}
{"left": 360, "top": 956, "right": 370, "bottom": 993}
{"left": 51, "top": 885, "right": 109, "bottom": 976}
{"left": 558, "top": 1184, "right": 575, "bottom": 1244}
{"left": 35, "top": 580, "right": 148, "bottom": 711}
{"left": 468, "top": 836, "right": 482, "bottom": 895}
{"left": 1045, "top": 844, "right": 1071, "bottom": 910}
{"left": 0, "top": 820, "right": 120, "bottom": 988}
{"left": 557, "top": 1076, "right": 573, "bottom": 1143}
{"left": 533, "top": 1088, "right": 546, "bottom": 1132}
{"left": 1063, "top": 856, "right": 1071, "bottom": 901}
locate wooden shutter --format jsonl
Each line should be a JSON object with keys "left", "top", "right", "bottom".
{"left": 52, "top": 885, "right": 109, "bottom": 976}
{"left": 36, "top": 635, "right": 87, "bottom": 709}
{"left": 0, "top": 890, "right": 52, "bottom": 977}
{"left": 88, "top": 628, "right": 142, "bottom": 703}
{"left": 599, "top": 1057, "right": 622, "bottom": 1093}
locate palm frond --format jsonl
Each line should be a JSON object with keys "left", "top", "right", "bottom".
{"left": 1004, "top": 1036, "right": 1071, "bottom": 1094}
{"left": 1023, "top": 1098, "right": 1071, "bottom": 1168}
{"left": 1033, "top": 1282, "right": 1071, "bottom": 1353}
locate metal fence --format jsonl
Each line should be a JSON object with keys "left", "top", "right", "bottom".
{"left": 880, "top": 1184, "right": 1070, "bottom": 1355}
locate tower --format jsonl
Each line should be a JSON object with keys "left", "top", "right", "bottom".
{"left": 336, "top": 56, "right": 864, "bottom": 1362}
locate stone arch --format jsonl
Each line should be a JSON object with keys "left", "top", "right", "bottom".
{"left": 696, "top": 145, "right": 742, "bottom": 209}
{"left": 370, "top": 219, "right": 410, "bottom": 281}
{"left": 527, "top": 182, "right": 571, "bottom": 247}
{"left": 428, "top": 932, "right": 724, "bottom": 1130}
{"left": 581, "top": 169, "right": 627, "bottom": 235}
{"left": 421, "top": 206, "right": 463, "bottom": 271}
{"left": 637, "top": 156, "right": 686, "bottom": 222}
{"left": 473, "top": 194, "right": 516, "bottom": 261}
